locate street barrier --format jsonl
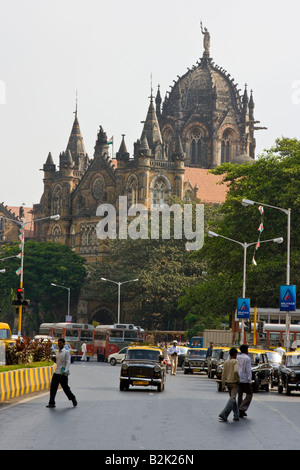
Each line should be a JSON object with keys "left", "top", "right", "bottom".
{"left": 0, "top": 364, "right": 56, "bottom": 402}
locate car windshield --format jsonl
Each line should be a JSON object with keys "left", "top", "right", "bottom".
{"left": 286, "top": 355, "right": 300, "bottom": 367}
{"left": 248, "top": 352, "right": 263, "bottom": 364}
{"left": 211, "top": 348, "right": 223, "bottom": 358}
{"left": 266, "top": 352, "right": 281, "bottom": 364}
{"left": 187, "top": 349, "right": 206, "bottom": 358}
{"left": 127, "top": 349, "right": 160, "bottom": 361}
{"left": 0, "top": 329, "right": 11, "bottom": 340}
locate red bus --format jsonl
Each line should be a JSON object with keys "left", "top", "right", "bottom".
{"left": 94, "top": 323, "right": 145, "bottom": 361}
{"left": 263, "top": 323, "right": 300, "bottom": 349}
{"left": 37, "top": 322, "right": 57, "bottom": 339}
{"left": 51, "top": 322, "right": 95, "bottom": 359}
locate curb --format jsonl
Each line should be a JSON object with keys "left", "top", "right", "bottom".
{"left": 0, "top": 365, "right": 56, "bottom": 402}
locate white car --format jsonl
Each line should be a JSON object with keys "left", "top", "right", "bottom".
{"left": 108, "top": 347, "right": 128, "bottom": 366}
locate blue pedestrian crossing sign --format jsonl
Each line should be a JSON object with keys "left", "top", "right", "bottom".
{"left": 237, "top": 298, "right": 250, "bottom": 318}
{"left": 280, "top": 285, "right": 296, "bottom": 311}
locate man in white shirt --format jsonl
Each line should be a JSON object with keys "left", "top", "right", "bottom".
{"left": 46, "top": 338, "right": 77, "bottom": 408}
{"left": 274, "top": 342, "right": 285, "bottom": 356}
{"left": 237, "top": 344, "right": 253, "bottom": 417}
{"left": 168, "top": 340, "right": 181, "bottom": 375}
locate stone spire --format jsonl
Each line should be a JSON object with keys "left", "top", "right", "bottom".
{"left": 141, "top": 91, "right": 162, "bottom": 150}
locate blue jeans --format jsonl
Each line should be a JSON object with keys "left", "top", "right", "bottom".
{"left": 220, "top": 383, "right": 239, "bottom": 419}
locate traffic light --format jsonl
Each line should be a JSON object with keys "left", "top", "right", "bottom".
{"left": 12, "top": 288, "right": 30, "bottom": 307}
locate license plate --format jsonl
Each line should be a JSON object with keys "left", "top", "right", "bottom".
{"left": 133, "top": 381, "right": 148, "bottom": 385}
{"left": 194, "top": 369, "right": 201, "bottom": 372}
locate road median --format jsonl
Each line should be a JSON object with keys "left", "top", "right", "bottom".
{"left": 0, "top": 364, "right": 56, "bottom": 402}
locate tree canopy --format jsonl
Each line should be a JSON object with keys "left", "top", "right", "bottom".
{"left": 0, "top": 240, "right": 86, "bottom": 333}
{"left": 179, "top": 137, "right": 300, "bottom": 334}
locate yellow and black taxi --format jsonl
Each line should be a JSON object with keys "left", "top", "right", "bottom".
{"left": 207, "top": 346, "right": 231, "bottom": 379}
{"left": 183, "top": 347, "right": 208, "bottom": 374}
{"left": 0, "top": 322, "right": 15, "bottom": 348}
{"left": 216, "top": 347, "right": 272, "bottom": 392}
{"left": 278, "top": 352, "right": 300, "bottom": 396}
{"left": 119, "top": 345, "right": 166, "bottom": 392}
{"left": 247, "top": 349, "right": 272, "bottom": 392}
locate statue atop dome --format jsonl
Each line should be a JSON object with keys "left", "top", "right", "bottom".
{"left": 200, "top": 21, "right": 210, "bottom": 56}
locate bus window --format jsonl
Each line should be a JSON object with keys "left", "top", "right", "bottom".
{"left": 64, "top": 329, "right": 79, "bottom": 342}
{"left": 80, "top": 330, "right": 93, "bottom": 342}
{"left": 110, "top": 330, "right": 124, "bottom": 341}
{"left": 124, "top": 330, "right": 137, "bottom": 340}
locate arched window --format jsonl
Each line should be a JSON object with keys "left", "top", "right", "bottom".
{"left": 188, "top": 128, "right": 206, "bottom": 167}
{"left": 151, "top": 175, "right": 171, "bottom": 207}
{"left": 126, "top": 175, "right": 139, "bottom": 207}
{"left": 221, "top": 129, "right": 234, "bottom": 163}
{"left": 52, "top": 185, "right": 62, "bottom": 215}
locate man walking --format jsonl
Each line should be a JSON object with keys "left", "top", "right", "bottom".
{"left": 46, "top": 338, "right": 77, "bottom": 408}
{"left": 219, "top": 347, "right": 240, "bottom": 422}
{"left": 168, "top": 340, "right": 181, "bottom": 375}
{"left": 237, "top": 344, "right": 253, "bottom": 417}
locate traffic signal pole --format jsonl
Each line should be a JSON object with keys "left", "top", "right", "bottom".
{"left": 17, "top": 219, "right": 25, "bottom": 338}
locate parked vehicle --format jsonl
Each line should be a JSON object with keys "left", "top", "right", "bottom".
{"left": 278, "top": 352, "right": 300, "bottom": 395}
{"left": 108, "top": 347, "right": 128, "bottom": 365}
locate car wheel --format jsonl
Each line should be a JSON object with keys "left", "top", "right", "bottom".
{"left": 285, "top": 380, "right": 291, "bottom": 396}
{"left": 120, "top": 381, "right": 128, "bottom": 391}
{"left": 110, "top": 357, "right": 117, "bottom": 366}
{"left": 278, "top": 384, "right": 283, "bottom": 394}
{"left": 217, "top": 382, "right": 223, "bottom": 392}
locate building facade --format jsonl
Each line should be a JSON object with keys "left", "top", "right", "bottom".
{"left": 32, "top": 27, "right": 264, "bottom": 323}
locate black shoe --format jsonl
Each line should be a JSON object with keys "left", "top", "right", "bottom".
{"left": 72, "top": 398, "right": 78, "bottom": 407}
{"left": 233, "top": 417, "right": 239, "bottom": 421}
{"left": 218, "top": 414, "right": 227, "bottom": 422}
{"left": 239, "top": 410, "right": 247, "bottom": 417}
{"left": 46, "top": 404, "right": 55, "bottom": 408}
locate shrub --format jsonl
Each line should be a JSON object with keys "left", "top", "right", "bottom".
{"left": 6, "top": 338, "right": 52, "bottom": 365}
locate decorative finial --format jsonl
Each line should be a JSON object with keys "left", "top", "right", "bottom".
{"left": 74, "top": 90, "right": 78, "bottom": 117}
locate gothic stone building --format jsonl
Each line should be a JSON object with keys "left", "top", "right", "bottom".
{"left": 33, "top": 29, "right": 263, "bottom": 324}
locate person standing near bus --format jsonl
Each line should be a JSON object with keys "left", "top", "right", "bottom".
{"left": 46, "top": 338, "right": 77, "bottom": 408}
{"left": 81, "top": 342, "right": 87, "bottom": 361}
{"left": 168, "top": 340, "right": 180, "bottom": 375}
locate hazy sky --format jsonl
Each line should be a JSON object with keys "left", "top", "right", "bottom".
{"left": 1, "top": 0, "right": 299, "bottom": 207}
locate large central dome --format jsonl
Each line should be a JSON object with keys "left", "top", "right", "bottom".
{"left": 154, "top": 26, "right": 263, "bottom": 168}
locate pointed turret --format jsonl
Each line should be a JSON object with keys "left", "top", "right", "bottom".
{"left": 66, "top": 112, "right": 89, "bottom": 171}
{"left": 141, "top": 93, "right": 162, "bottom": 151}
{"left": 116, "top": 134, "right": 130, "bottom": 161}
{"left": 155, "top": 85, "right": 162, "bottom": 117}
{"left": 43, "top": 152, "right": 56, "bottom": 172}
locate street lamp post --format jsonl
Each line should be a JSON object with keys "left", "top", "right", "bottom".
{"left": 100, "top": 277, "right": 139, "bottom": 324}
{"left": 242, "top": 198, "right": 292, "bottom": 348}
{"left": 51, "top": 283, "right": 71, "bottom": 319}
{"left": 0, "top": 213, "right": 60, "bottom": 337}
{"left": 208, "top": 231, "right": 283, "bottom": 343}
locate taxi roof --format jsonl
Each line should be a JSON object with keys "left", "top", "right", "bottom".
{"left": 127, "top": 345, "right": 163, "bottom": 352}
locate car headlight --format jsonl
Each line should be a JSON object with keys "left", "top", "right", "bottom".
{"left": 154, "top": 365, "right": 161, "bottom": 373}
{"left": 290, "top": 371, "right": 296, "bottom": 378}
{"left": 185, "top": 358, "right": 189, "bottom": 364}
{"left": 122, "top": 363, "right": 129, "bottom": 371}
{"left": 217, "top": 366, "right": 222, "bottom": 373}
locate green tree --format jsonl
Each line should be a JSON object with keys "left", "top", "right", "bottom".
{"left": 0, "top": 241, "right": 86, "bottom": 333}
{"left": 179, "top": 137, "right": 300, "bottom": 330}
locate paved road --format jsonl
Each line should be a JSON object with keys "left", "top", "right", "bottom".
{"left": 1, "top": 360, "right": 300, "bottom": 451}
